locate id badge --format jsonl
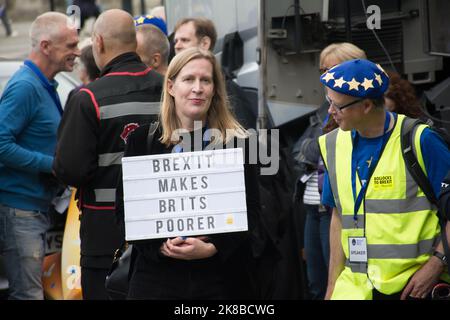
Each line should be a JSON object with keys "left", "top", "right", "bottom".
{"left": 348, "top": 237, "right": 368, "bottom": 263}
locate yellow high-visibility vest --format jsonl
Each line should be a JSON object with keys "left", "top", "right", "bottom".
{"left": 319, "top": 114, "right": 442, "bottom": 299}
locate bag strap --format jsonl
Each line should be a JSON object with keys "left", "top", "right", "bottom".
{"left": 401, "top": 118, "right": 438, "bottom": 204}
{"left": 146, "top": 121, "right": 160, "bottom": 154}
{"left": 401, "top": 117, "right": 449, "bottom": 274}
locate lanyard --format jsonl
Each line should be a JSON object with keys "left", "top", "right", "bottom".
{"left": 24, "top": 60, "right": 63, "bottom": 116}
{"left": 351, "top": 111, "right": 391, "bottom": 227}
{"left": 172, "top": 122, "right": 210, "bottom": 153}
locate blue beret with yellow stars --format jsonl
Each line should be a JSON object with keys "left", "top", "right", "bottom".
{"left": 134, "top": 15, "right": 168, "bottom": 36}
{"left": 320, "top": 59, "right": 389, "bottom": 99}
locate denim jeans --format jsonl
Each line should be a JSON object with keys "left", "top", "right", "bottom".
{"left": 0, "top": 203, "right": 49, "bottom": 300}
{"left": 304, "top": 204, "right": 331, "bottom": 300}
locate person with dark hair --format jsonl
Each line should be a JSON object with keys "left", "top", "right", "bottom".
{"left": 53, "top": 9, "right": 163, "bottom": 300}
{"left": 319, "top": 59, "right": 450, "bottom": 300}
{"left": 78, "top": 44, "right": 100, "bottom": 84}
{"left": 66, "top": 44, "right": 100, "bottom": 103}
{"left": 173, "top": 18, "right": 217, "bottom": 54}
{"left": 173, "top": 17, "right": 255, "bottom": 129}
{"left": 384, "top": 70, "right": 425, "bottom": 119}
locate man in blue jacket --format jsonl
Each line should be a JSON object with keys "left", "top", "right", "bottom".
{"left": 0, "top": 12, "right": 79, "bottom": 300}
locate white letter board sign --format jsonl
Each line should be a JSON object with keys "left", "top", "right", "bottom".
{"left": 121, "top": 148, "right": 248, "bottom": 240}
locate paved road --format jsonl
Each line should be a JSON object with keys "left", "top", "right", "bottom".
{"left": 0, "top": 21, "right": 33, "bottom": 60}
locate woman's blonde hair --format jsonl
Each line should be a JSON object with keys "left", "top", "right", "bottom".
{"left": 319, "top": 42, "right": 367, "bottom": 72}
{"left": 159, "top": 47, "right": 247, "bottom": 146}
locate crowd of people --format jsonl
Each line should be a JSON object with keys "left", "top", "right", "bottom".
{"left": 0, "top": 6, "right": 449, "bottom": 301}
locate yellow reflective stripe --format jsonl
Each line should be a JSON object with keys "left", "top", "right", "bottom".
{"left": 319, "top": 135, "right": 327, "bottom": 168}
{"left": 332, "top": 267, "right": 373, "bottom": 299}
{"left": 325, "top": 129, "right": 343, "bottom": 214}
{"left": 366, "top": 210, "right": 439, "bottom": 245}
{"left": 413, "top": 124, "right": 427, "bottom": 177}
{"left": 412, "top": 124, "right": 429, "bottom": 200}
{"left": 335, "top": 130, "right": 354, "bottom": 214}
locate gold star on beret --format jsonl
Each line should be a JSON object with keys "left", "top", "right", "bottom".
{"left": 333, "top": 77, "right": 346, "bottom": 88}
{"left": 361, "top": 78, "right": 374, "bottom": 91}
{"left": 347, "top": 78, "right": 361, "bottom": 91}
{"left": 136, "top": 16, "right": 145, "bottom": 25}
{"left": 375, "top": 74, "right": 383, "bottom": 86}
{"left": 322, "top": 72, "right": 335, "bottom": 83}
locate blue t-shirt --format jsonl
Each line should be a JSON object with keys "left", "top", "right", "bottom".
{"left": 321, "top": 118, "right": 450, "bottom": 208}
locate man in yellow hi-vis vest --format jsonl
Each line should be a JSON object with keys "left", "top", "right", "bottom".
{"left": 318, "top": 59, "right": 450, "bottom": 300}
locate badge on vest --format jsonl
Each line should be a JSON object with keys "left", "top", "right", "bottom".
{"left": 373, "top": 175, "right": 394, "bottom": 190}
{"left": 348, "top": 237, "right": 368, "bottom": 263}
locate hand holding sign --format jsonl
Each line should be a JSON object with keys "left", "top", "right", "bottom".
{"left": 160, "top": 236, "right": 217, "bottom": 260}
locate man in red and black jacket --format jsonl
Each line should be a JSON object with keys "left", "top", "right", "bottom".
{"left": 53, "top": 9, "right": 163, "bottom": 300}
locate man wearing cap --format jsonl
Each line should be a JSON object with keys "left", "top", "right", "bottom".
{"left": 318, "top": 59, "right": 450, "bottom": 300}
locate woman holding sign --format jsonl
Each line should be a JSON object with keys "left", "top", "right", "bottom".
{"left": 115, "top": 47, "right": 262, "bottom": 299}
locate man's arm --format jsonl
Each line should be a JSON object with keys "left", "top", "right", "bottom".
{"left": 0, "top": 81, "right": 53, "bottom": 173}
{"left": 400, "top": 129, "right": 450, "bottom": 299}
{"left": 401, "top": 222, "right": 448, "bottom": 299}
{"left": 325, "top": 207, "right": 345, "bottom": 300}
{"left": 420, "top": 128, "right": 450, "bottom": 197}
{"left": 53, "top": 90, "right": 99, "bottom": 187}
{"left": 439, "top": 171, "right": 450, "bottom": 220}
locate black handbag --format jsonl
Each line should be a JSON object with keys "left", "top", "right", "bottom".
{"left": 105, "top": 243, "right": 133, "bottom": 300}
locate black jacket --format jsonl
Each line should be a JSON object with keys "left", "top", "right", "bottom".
{"left": 54, "top": 52, "right": 163, "bottom": 267}
{"left": 115, "top": 123, "right": 261, "bottom": 299}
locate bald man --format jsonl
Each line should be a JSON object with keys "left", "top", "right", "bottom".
{"left": 54, "top": 9, "right": 163, "bottom": 300}
{"left": 0, "top": 12, "right": 79, "bottom": 300}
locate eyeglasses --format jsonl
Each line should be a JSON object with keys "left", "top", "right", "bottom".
{"left": 326, "top": 95, "right": 363, "bottom": 112}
